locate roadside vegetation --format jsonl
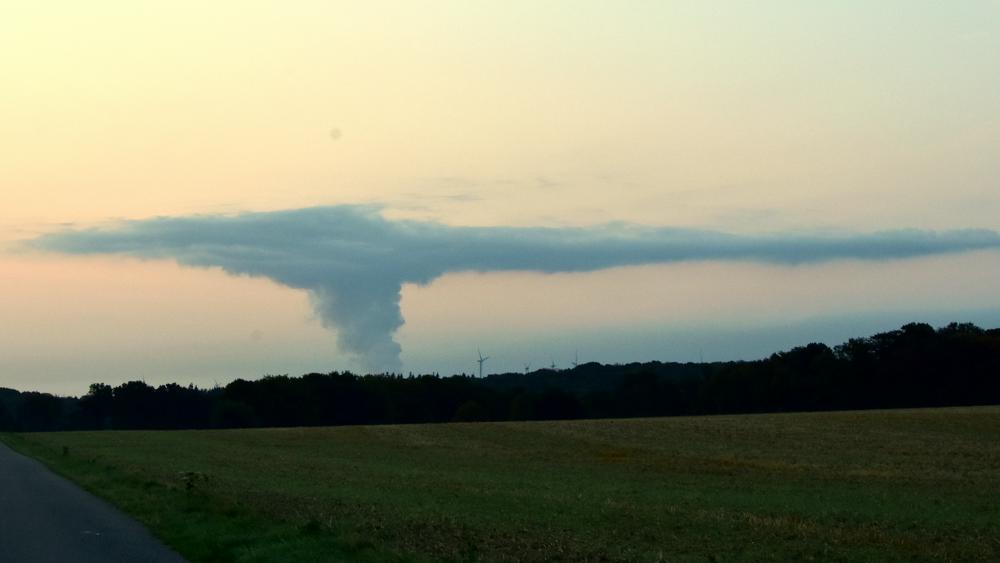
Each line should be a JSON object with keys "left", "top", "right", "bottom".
{"left": 3, "top": 406, "right": 999, "bottom": 562}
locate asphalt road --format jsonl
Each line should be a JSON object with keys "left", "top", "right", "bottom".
{"left": 0, "top": 442, "right": 187, "bottom": 563}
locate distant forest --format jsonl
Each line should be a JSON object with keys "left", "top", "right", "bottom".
{"left": 2, "top": 322, "right": 999, "bottom": 432}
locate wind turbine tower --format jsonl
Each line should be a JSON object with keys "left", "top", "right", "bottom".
{"left": 477, "top": 348, "right": 490, "bottom": 378}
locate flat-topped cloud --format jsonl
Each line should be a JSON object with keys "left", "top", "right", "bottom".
{"left": 29, "top": 205, "right": 1000, "bottom": 370}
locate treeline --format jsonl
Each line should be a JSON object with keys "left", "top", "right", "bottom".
{"left": 2, "top": 322, "right": 998, "bottom": 432}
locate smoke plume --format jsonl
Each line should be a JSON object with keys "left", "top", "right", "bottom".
{"left": 30, "top": 205, "right": 1000, "bottom": 370}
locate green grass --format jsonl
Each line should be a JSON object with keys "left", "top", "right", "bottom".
{"left": 3, "top": 407, "right": 1000, "bottom": 562}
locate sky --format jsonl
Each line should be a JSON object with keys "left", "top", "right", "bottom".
{"left": 2, "top": 2, "right": 999, "bottom": 394}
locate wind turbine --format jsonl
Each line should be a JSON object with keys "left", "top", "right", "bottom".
{"left": 571, "top": 350, "right": 579, "bottom": 368}
{"left": 523, "top": 363, "right": 531, "bottom": 374}
{"left": 477, "top": 348, "right": 490, "bottom": 378}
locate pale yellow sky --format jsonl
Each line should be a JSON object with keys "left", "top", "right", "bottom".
{"left": 4, "top": 1, "right": 998, "bottom": 231}
{"left": 2, "top": 2, "right": 999, "bottom": 392}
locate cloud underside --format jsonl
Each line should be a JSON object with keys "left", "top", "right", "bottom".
{"left": 29, "top": 205, "right": 1000, "bottom": 370}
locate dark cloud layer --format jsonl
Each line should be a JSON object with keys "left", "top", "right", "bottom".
{"left": 29, "top": 205, "right": 1000, "bottom": 370}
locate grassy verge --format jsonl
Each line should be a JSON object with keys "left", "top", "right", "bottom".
{"left": 3, "top": 407, "right": 1000, "bottom": 562}
{"left": 0, "top": 431, "right": 412, "bottom": 563}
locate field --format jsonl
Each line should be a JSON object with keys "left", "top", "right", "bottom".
{"left": 3, "top": 407, "right": 1000, "bottom": 562}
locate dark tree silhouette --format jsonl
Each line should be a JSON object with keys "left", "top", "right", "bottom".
{"left": 2, "top": 322, "right": 999, "bottom": 432}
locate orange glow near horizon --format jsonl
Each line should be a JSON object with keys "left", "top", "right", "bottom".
{"left": 2, "top": 2, "right": 999, "bottom": 392}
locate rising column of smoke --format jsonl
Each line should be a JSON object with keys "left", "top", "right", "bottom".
{"left": 28, "top": 205, "right": 1000, "bottom": 370}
